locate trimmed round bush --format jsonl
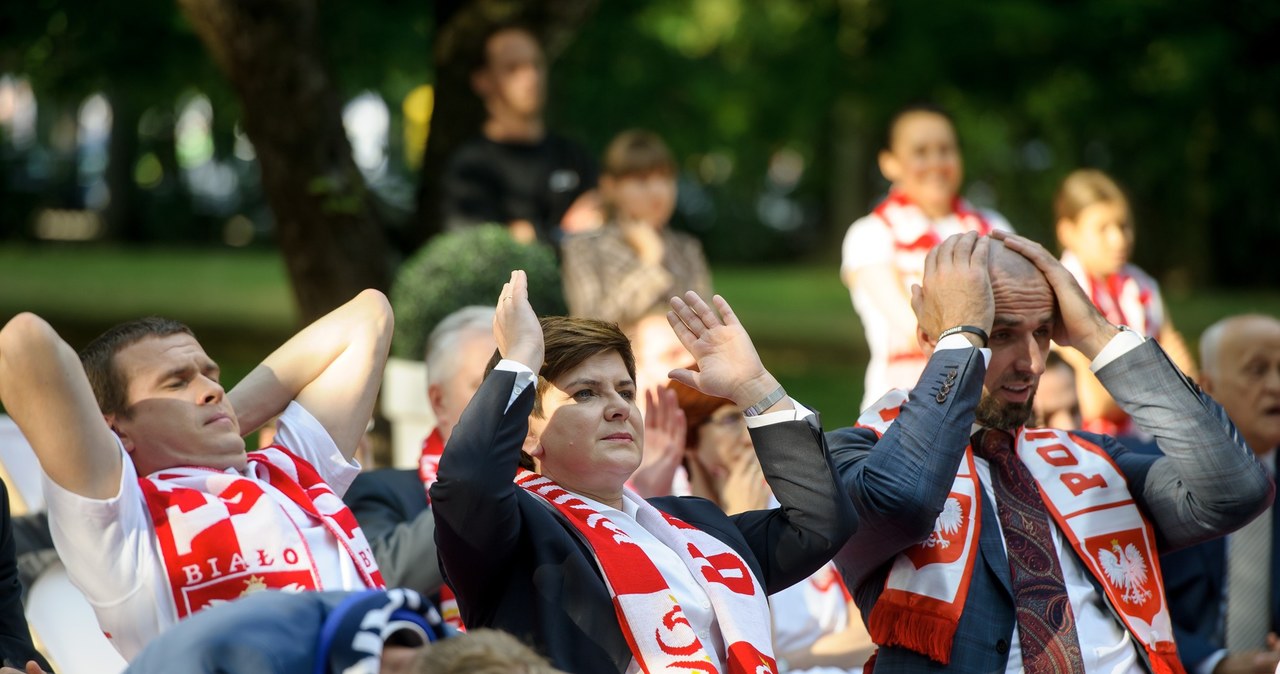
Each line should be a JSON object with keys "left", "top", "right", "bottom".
{"left": 391, "top": 225, "right": 566, "bottom": 359}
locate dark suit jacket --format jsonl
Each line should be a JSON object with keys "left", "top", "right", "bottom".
{"left": 431, "top": 369, "right": 857, "bottom": 674}
{"left": 343, "top": 468, "right": 442, "bottom": 595}
{"left": 1129, "top": 441, "right": 1280, "bottom": 670}
{"left": 829, "top": 341, "right": 1272, "bottom": 673}
{"left": 1, "top": 479, "right": 53, "bottom": 672}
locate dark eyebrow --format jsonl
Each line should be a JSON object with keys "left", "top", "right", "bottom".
{"left": 563, "top": 378, "right": 635, "bottom": 391}
{"left": 563, "top": 378, "right": 602, "bottom": 390}
{"left": 156, "top": 364, "right": 195, "bottom": 385}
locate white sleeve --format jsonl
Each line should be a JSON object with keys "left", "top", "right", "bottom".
{"left": 935, "top": 333, "right": 993, "bottom": 367}
{"left": 1090, "top": 327, "right": 1147, "bottom": 373}
{"left": 494, "top": 359, "right": 537, "bottom": 410}
{"left": 840, "top": 215, "right": 894, "bottom": 275}
{"left": 744, "top": 400, "right": 816, "bottom": 428}
{"left": 272, "top": 400, "right": 360, "bottom": 497}
{"left": 42, "top": 435, "right": 158, "bottom": 608}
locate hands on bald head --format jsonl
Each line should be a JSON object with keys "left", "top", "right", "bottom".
{"left": 913, "top": 231, "right": 1118, "bottom": 361}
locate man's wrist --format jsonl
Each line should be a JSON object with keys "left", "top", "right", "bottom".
{"left": 1077, "top": 321, "right": 1123, "bottom": 361}
{"left": 938, "top": 325, "right": 989, "bottom": 348}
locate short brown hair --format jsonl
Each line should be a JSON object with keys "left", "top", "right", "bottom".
{"left": 509, "top": 316, "right": 635, "bottom": 472}
{"left": 412, "top": 628, "right": 564, "bottom": 674}
{"left": 1054, "top": 169, "right": 1131, "bottom": 225}
{"left": 534, "top": 316, "right": 635, "bottom": 418}
{"left": 883, "top": 101, "right": 955, "bottom": 152}
{"left": 79, "top": 317, "right": 194, "bottom": 417}
{"left": 602, "top": 129, "right": 676, "bottom": 179}
{"left": 469, "top": 22, "right": 540, "bottom": 74}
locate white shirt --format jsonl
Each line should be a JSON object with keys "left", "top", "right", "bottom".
{"left": 940, "top": 329, "right": 1148, "bottom": 673}
{"left": 43, "top": 401, "right": 362, "bottom": 660}
{"left": 841, "top": 207, "right": 1012, "bottom": 407}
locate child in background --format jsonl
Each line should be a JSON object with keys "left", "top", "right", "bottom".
{"left": 1054, "top": 168, "right": 1197, "bottom": 436}
{"left": 561, "top": 130, "right": 711, "bottom": 330}
{"left": 841, "top": 103, "right": 1012, "bottom": 409}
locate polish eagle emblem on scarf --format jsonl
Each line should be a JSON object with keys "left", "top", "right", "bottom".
{"left": 1097, "top": 538, "right": 1152, "bottom": 605}
{"left": 923, "top": 497, "right": 964, "bottom": 548}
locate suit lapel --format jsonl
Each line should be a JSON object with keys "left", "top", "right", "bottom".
{"left": 977, "top": 489, "right": 1014, "bottom": 598}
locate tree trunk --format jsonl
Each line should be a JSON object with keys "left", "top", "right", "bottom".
{"left": 103, "top": 91, "right": 143, "bottom": 242}
{"left": 178, "top": 0, "right": 390, "bottom": 322}
{"left": 406, "top": 0, "right": 598, "bottom": 255}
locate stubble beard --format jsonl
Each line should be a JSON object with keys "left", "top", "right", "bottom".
{"left": 975, "top": 390, "right": 1036, "bottom": 432}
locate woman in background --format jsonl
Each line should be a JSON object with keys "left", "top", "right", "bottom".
{"left": 840, "top": 102, "right": 1011, "bottom": 409}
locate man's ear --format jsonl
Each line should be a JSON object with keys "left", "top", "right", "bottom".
{"left": 1198, "top": 373, "right": 1216, "bottom": 396}
{"left": 916, "top": 326, "right": 937, "bottom": 358}
{"left": 104, "top": 414, "right": 135, "bottom": 454}
{"left": 877, "top": 149, "right": 901, "bottom": 183}
{"left": 427, "top": 383, "right": 445, "bottom": 415}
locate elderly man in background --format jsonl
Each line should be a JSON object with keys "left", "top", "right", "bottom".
{"left": 1156, "top": 314, "right": 1280, "bottom": 674}
{"left": 344, "top": 306, "right": 495, "bottom": 596}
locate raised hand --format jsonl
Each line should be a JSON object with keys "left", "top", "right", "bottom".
{"left": 666, "top": 291, "right": 784, "bottom": 411}
{"left": 992, "top": 231, "right": 1118, "bottom": 359}
{"left": 620, "top": 219, "right": 665, "bottom": 266}
{"left": 493, "top": 270, "right": 544, "bottom": 372}
{"left": 911, "top": 231, "right": 994, "bottom": 345}
{"left": 720, "top": 449, "right": 770, "bottom": 515}
{"left": 629, "top": 386, "right": 687, "bottom": 498}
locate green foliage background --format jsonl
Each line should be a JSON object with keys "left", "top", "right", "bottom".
{"left": 390, "top": 225, "right": 566, "bottom": 360}
{"left": 2, "top": 0, "right": 1278, "bottom": 286}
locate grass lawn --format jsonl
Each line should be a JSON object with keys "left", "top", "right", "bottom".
{"left": 3, "top": 243, "right": 1278, "bottom": 430}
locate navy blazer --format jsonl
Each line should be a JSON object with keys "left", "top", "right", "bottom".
{"left": 431, "top": 368, "right": 857, "bottom": 674}
{"left": 830, "top": 341, "right": 1271, "bottom": 673}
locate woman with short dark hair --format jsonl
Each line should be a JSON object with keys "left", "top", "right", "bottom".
{"left": 431, "top": 271, "right": 856, "bottom": 674}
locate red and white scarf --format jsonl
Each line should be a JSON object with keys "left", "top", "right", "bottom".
{"left": 516, "top": 469, "right": 777, "bottom": 674}
{"left": 419, "top": 427, "right": 445, "bottom": 498}
{"left": 874, "top": 190, "right": 995, "bottom": 256}
{"left": 140, "top": 445, "right": 385, "bottom": 620}
{"left": 1061, "top": 252, "right": 1163, "bottom": 340}
{"left": 1061, "top": 252, "right": 1164, "bottom": 435}
{"left": 873, "top": 191, "right": 995, "bottom": 365}
{"left": 418, "top": 428, "right": 463, "bottom": 629}
{"left": 856, "top": 392, "right": 1183, "bottom": 674}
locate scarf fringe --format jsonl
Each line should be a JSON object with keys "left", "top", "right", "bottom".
{"left": 1149, "top": 644, "right": 1187, "bottom": 674}
{"left": 866, "top": 600, "right": 957, "bottom": 665}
